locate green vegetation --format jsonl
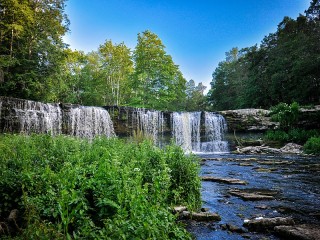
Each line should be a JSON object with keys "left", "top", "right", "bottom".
{"left": 208, "top": 0, "right": 320, "bottom": 110}
{"left": 0, "top": 134, "right": 201, "bottom": 239}
{"left": 304, "top": 137, "right": 320, "bottom": 155}
{"left": 265, "top": 102, "right": 320, "bottom": 148}
{"left": 265, "top": 129, "right": 320, "bottom": 144}
{"left": 0, "top": 0, "right": 203, "bottom": 111}
{"left": 269, "top": 102, "right": 300, "bottom": 130}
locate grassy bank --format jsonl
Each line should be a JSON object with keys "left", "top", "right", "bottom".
{"left": 0, "top": 134, "right": 201, "bottom": 239}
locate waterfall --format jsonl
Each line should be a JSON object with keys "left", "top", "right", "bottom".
{"left": 11, "top": 100, "right": 62, "bottom": 135}
{"left": 135, "top": 109, "right": 164, "bottom": 145}
{"left": 68, "top": 106, "right": 115, "bottom": 139}
{"left": 200, "top": 112, "right": 229, "bottom": 152}
{"left": 171, "top": 112, "right": 201, "bottom": 152}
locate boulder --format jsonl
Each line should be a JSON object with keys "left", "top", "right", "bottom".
{"left": 274, "top": 224, "right": 320, "bottom": 240}
{"left": 280, "top": 143, "right": 303, "bottom": 154}
{"left": 243, "top": 217, "right": 295, "bottom": 232}
{"left": 180, "top": 211, "right": 221, "bottom": 222}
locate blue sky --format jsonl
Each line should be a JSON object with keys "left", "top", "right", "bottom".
{"left": 63, "top": 0, "right": 310, "bottom": 90}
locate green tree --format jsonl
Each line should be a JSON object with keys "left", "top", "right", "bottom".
{"left": 185, "top": 80, "right": 207, "bottom": 111}
{"left": 98, "top": 40, "right": 133, "bottom": 106}
{"left": 0, "top": 0, "right": 69, "bottom": 100}
{"left": 132, "top": 30, "right": 186, "bottom": 110}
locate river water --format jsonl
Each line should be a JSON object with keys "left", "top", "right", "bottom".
{"left": 187, "top": 153, "right": 320, "bottom": 240}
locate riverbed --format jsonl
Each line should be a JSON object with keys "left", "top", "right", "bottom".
{"left": 187, "top": 153, "right": 320, "bottom": 240}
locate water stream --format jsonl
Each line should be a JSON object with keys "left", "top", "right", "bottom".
{"left": 187, "top": 153, "right": 320, "bottom": 240}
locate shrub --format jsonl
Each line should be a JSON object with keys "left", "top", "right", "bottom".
{"left": 0, "top": 134, "right": 201, "bottom": 239}
{"left": 304, "top": 137, "right": 320, "bottom": 155}
{"left": 270, "top": 102, "right": 300, "bottom": 130}
{"left": 265, "top": 129, "right": 320, "bottom": 144}
{"left": 265, "top": 130, "right": 289, "bottom": 142}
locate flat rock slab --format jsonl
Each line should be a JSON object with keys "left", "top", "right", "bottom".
{"left": 243, "top": 217, "right": 295, "bottom": 232}
{"left": 201, "top": 176, "right": 248, "bottom": 185}
{"left": 274, "top": 224, "right": 320, "bottom": 240}
{"left": 228, "top": 188, "right": 278, "bottom": 201}
{"left": 173, "top": 206, "right": 187, "bottom": 213}
{"left": 180, "top": 211, "right": 221, "bottom": 222}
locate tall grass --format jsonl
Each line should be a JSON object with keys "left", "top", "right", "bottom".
{"left": 0, "top": 134, "right": 201, "bottom": 239}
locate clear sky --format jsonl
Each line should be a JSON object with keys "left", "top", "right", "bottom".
{"left": 63, "top": 0, "right": 310, "bottom": 91}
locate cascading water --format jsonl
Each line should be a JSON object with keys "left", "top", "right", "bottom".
{"left": 68, "top": 107, "right": 115, "bottom": 139}
{"left": 135, "top": 109, "right": 164, "bottom": 145}
{"left": 201, "top": 112, "right": 229, "bottom": 152}
{"left": 11, "top": 100, "right": 62, "bottom": 135}
{"left": 171, "top": 112, "right": 201, "bottom": 152}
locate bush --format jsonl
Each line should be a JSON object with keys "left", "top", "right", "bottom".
{"left": 304, "top": 137, "right": 320, "bottom": 155}
{"left": 270, "top": 102, "right": 300, "bottom": 130}
{"left": 265, "top": 129, "right": 320, "bottom": 144}
{"left": 265, "top": 130, "right": 289, "bottom": 142}
{"left": 0, "top": 134, "right": 201, "bottom": 239}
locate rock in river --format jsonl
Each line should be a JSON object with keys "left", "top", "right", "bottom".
{"left": 243, "top": 217, "right": 295, "bottom": 232}
{"left": 274, "top": 224, "right": 320, "bottom": 240}
{"left": 201, "top": 176, "right": 248, "bottom": 185}
{"left": 228, "top": 188, "right": 278, "bottom": 201}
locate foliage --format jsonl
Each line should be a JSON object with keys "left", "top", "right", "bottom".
{"left": 0, "top": 0, "right": 69, "bottom": 100}
{"left": 304, "top": 137, "right": 320, "bottom": 155}
{"left": 270, "top": 102, "right": 300, "bottom": 130}
{"left": 185, "top": 80, "right": 207, "bottom": 111}
{"left": 0, "top": 134, "right": 201, "bottom": 239}
{"left": 265, "top": 128, "right": 320, "bottom": 144}
{"left": 208, "top": 1, "right": 320, "bottom": 110}
{"left": 132, "top": 30, "right": 187, "bottom": 110}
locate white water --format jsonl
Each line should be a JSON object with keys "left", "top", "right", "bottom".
{"left": 172, "top": 112, "right": 228, "bottom": 153}
{"left": 135, "top": 109, "right": 164, "bottom": 145}
{"left": 172, "top": 112, "right": 201, "bottom": 152}
{"left": 12, "top": 100, "right": 62, "bottom": 135}
{"left": 68, "top": 107, "right": 115, "bottom": 139}
{"left": 200, "top": 112, "right": 229, "bottom": 152}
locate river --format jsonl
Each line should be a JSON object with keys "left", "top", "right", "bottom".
{"left": 187, "top": 153, "right": 320, "bottom": 239}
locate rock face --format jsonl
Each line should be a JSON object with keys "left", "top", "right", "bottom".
{"left": 220, "top": 107, "right": 320, "bottom": 132}
{"left": 219, "top": 109, "right": 278, "bottom": 132}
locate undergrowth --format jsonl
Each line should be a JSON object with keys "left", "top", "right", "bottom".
{"left": 0, "top": 134, "right": 201, "bottom": 239}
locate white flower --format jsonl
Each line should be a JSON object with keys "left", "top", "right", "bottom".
{"left": 134, "top": 168, "right": 140, "bottom": 172}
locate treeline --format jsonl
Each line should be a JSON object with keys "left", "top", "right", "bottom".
{"left": 0, "top": 0, "right": 206, "bottom": 111}
{"left": 208, "top": 0, "right": 320, "bottom": 111}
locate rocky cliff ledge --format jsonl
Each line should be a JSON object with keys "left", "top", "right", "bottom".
{"left": 220, "top": 107, "right": 320, "bottom": 132}
{"left": 219, "top": 109, "right": 278, "bottom": 132}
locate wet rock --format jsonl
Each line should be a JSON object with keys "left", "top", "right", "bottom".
{"left": 239, "top": 162, "right": 254, "bottom": 166}
{"left": 180, "top": 211, "right": 221, "bottom": 222}
{"left": 280, "top": 143, "right": 303, "bottom": 154}
{"left": 252, "top": 167, "right": 278, "bottom": 172}
{"left": 274, "top": 224, "right": 320, "bottom": 240}
{"left": 201, "top": 207, "right": 209, "bottom": 212}
{"left": 226, "top": 223, "right": 247, "bottom": 233}
{"left": 255, "top": 204, "right": 269, "bottom": 210}
{"left": 237, "top": 146, "right": 281, "bottom": 154}
{"left": 201, "top": 176, "right": 248, "bottom": 185}
{"left": 228, "top": 188, "right": 278, "bottom": 201}
{"left": 257, "top": 160, "right": 291, "bottom": 165}
{"left": 173, "top": 206, "right": 187, "bottom": 213}
{"left": 243, "top": 217, "right": 295, "bottom": 232}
